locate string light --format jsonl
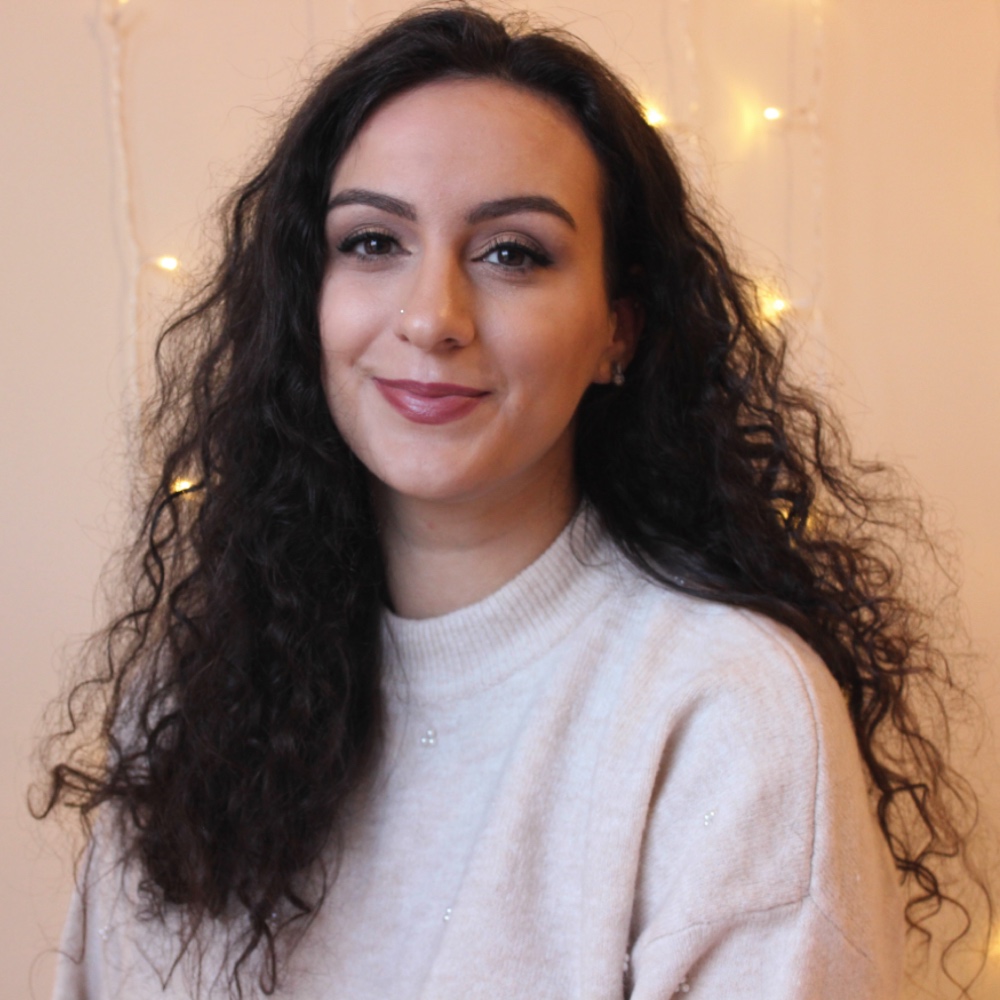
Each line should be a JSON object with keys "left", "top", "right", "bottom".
{"left": 642, "top": 103, "right": 668, "bottom": 128}
{"left": 776, "top": 499, "right": 818, "bottom": 539}
{"left": 758, "top": 280, "right": 789, "bottom": 320}
{"left": 763, "top": 296, "right": 788, "bottom": 319}
{"left": 170, "top": 477, "right": 195, "bottom": 495}
{"left": 99, "top": 0, "right": 824, "bottom": 414}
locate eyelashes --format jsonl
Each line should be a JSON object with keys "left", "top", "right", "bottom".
{"left": 476, "top": 237, "right": 553, "bottom": 269}
{"left": 333, "top": 228, "right": 553, "bottom": 271}
{"left": 336, "top": 228, "right": 399, "bottom": 258}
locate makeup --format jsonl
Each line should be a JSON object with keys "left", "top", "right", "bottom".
{"left": 374, "top": 378, "right": 488, "bottom": 425}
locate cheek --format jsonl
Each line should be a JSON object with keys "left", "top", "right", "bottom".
{"left": 318, "top": 271, "right": 389, "bottom": 361}
{"left": 508, "top": 305, "right": 611, "bottom": 396}
{"left": 318, "top": 298, "right": 362, "bottom": 429}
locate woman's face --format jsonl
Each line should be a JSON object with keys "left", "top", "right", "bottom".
{"left": 319, "top": 78, "right": 631, "bottom": 513}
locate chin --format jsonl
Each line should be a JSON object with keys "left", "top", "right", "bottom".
{"left": 372, "top": 462, "right": 484, "bottom": 507}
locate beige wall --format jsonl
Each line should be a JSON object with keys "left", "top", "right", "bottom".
{"left": 2, "top": 1, "right": 997, "bottom": 996}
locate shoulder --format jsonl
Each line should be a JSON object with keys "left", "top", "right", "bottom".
{"left": 587, "top": 545, "right": 850, "bottom": 760}
{"left": 597, "top": 550, "right": 870, "bottom": 849}
{"left": 586, "top": 551, "right": 903, "bottom": 961}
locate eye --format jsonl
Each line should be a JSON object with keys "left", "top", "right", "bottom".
{"left": 478, "top": 238, "right": 552, "bottom": 270}
{"left": 336, "top": 229, "right": 400, "bottom": 258}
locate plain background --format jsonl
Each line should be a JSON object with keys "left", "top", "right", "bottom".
{"left": 2, "top": 1, "right": 998, "bottom": 996}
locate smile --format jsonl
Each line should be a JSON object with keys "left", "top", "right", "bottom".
{"left": 373, "top": 378, "right": 489, "bottom": 425}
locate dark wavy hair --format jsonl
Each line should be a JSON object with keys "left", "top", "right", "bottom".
{"left": 39, "top": 3, "right": 991, "bottom": 995}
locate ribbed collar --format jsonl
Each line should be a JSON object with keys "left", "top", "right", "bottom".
{"left": 381, "top": 508, "right": 622, "bottom": 704}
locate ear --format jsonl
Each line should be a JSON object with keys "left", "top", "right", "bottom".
{"left": 612, "top": 295, "right": 642, "bottom": 364}
{"left": 597, "top": 296, "right": 642, "bottom": 383}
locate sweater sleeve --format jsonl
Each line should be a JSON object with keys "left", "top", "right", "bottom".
{"left": 625, "top": 612, "right": 906, "bottom": 1000}
{"left": 51, "top": 840, "right": 110, "bottom": 1000}
{"left": 49, "top": 821, "right": 184, "bottom": 1000}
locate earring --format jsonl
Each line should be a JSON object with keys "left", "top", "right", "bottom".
{"left": 611, "top": 361, "right": 625, "bottom": 387}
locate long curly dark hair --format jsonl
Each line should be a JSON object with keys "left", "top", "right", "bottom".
{"left": 39, "top": 3, "right": 991, "bottom": 995}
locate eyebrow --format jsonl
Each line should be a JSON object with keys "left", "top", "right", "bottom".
{"left": 467, "top": 196, "right": 576, "bottom": 230}
{"left": 326, "top": 189, "right": 576, "bottom": 230}
{"left": 327, "top": 189, "right": 416, "bottom": 220}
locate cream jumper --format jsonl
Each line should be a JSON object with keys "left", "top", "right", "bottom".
{"left": 53, "top": 515, "right": 905, "bottom": 999}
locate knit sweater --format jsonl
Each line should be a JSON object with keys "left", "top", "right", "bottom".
{"left": 53, "top": 513, "right": 906, "bottom": 999}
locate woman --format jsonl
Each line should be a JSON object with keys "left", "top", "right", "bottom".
{"left": 44, "top": 4, "right": 987, "bottom": 998}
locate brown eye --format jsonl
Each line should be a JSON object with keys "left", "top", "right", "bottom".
{"left": 336, "top": 230, "right": 399, "bottom": 257}
{"left": 361, "top": 235, "right": 393, "bottom": 255}
{"left": 480, "top": 239, "right": 552, "bottom": 269}
{"left": 493, "top": 245, "right": 527, "bottom": 267}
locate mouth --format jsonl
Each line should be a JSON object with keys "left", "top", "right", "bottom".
{"left": 373, "top": 378, "right": 489, "bottom": 425}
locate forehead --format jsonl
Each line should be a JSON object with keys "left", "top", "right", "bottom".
{"left": 330, "top": 77, "right": 604, "bottom": 227}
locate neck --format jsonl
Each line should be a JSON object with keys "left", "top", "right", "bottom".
{"left": 376, "top": 470, "right": 579, "bottom": 621}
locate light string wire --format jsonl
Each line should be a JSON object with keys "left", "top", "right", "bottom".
{"left": 758, "top": 0, "right": 825, "bottom": 380}
{"left": 808, "top": 0, "right": 826, "bottom": 364}
{"left": 991, "top": 0, "right": 1000, "bottom": 964}
{"left": 679, "top": 0, "right": 700, "bottom": 122}
{"left": 652, "top": 0, "right": 708, "bottom": 199}
{"left": 303, "top": 0, "right": 316, "bottom": 57}
{"left": 656, "top": 0, "right": 825, "bottom": 367}
{"left": 99, "top": 0, "right": 145, "bottom": 425}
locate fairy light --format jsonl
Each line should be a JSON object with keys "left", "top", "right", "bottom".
{"left": 170, "top": 477, "right": 195, "bottom": 495}
{"left": 764, "top": 296, "right": 788, "bottom": 318}
{"left": 989, "top": 922, "right": 1000, "bottom": 959}
{"left": 642, "top": 103, "right": 668, "bottom": 128}
{"left": 757, "top": 280, "right": 792, "bottom": 321}
{"left": 98, "top": 0, "right": 825, "bottom": 415}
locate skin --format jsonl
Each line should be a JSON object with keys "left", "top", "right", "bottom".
{"left": 319, "top": 78, "right": 636, "bottom": 618}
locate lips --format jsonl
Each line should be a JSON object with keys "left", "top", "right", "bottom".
{"left": 373, "top": 378, "right": 489, "bottom": 425}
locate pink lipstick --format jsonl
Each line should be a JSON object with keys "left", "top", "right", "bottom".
{"left": 374, "top": 378, "right": 488, "bottom": 425}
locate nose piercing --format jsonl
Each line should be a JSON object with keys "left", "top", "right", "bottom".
{"left": 399, "top": 308, "right": 405, "bottom": 315}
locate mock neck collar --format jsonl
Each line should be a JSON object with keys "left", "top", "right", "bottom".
{"left": 381, "top": 507, "right": 620, "bottom": 702}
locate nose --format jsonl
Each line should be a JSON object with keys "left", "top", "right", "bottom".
{"left": 395, "top": 249, "right": 475, "bottom": 351}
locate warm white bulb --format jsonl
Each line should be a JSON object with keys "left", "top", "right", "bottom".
{"left": 763, "top": 106, "right": 783, "bottom": 121}
{"left": 156, "top": 255, "right": 180, "bottom": 272}
{"left": 642, "top": 104, "right": 667, "bottom": 128}
{"left": 760, "top": 294, "right": 789, "bottom": 320}
{"left": 170, "top": 478, "right": 194, "bottom": 495}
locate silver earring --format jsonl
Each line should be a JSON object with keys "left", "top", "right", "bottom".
{"left": 611, "top": 361, "right": 625, "bottom": 387}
